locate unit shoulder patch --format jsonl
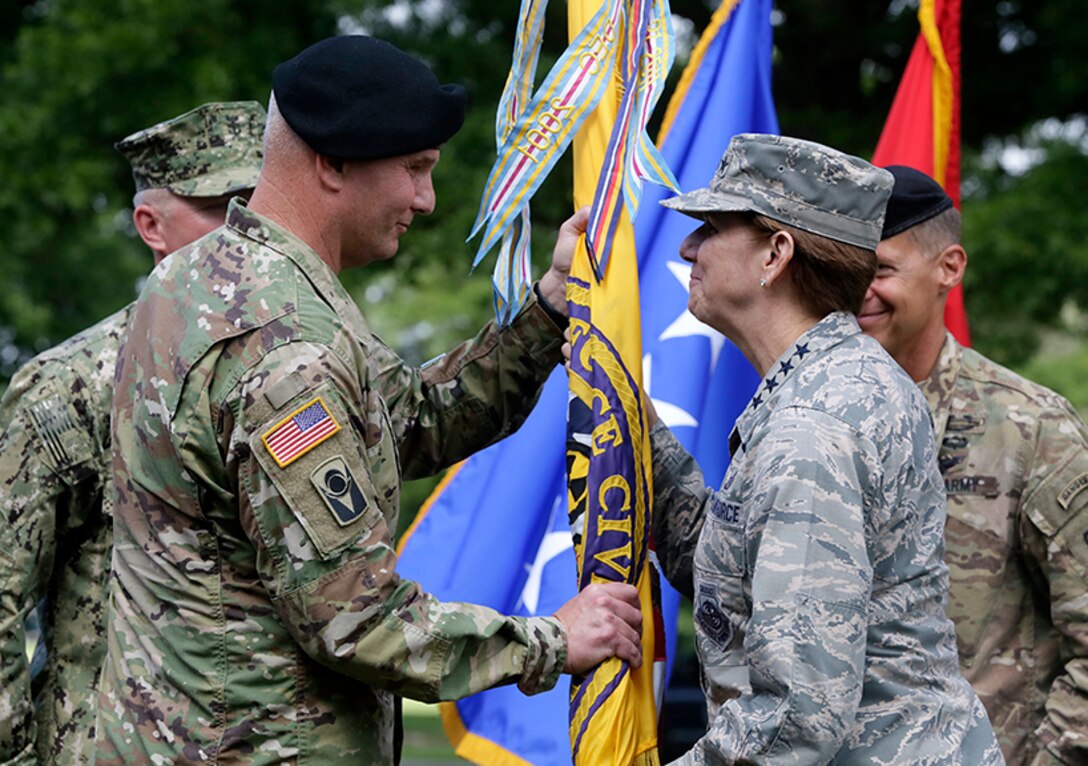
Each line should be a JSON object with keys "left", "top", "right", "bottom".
{"left": 311, "top": 456, "right": 370, "bottom": 527}
{"left": 249, "top": 389, "right": 381, "bottom": 560}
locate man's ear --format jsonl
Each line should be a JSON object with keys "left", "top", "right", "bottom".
{"left": 936, "top": 243, "right": 967, "bottom": 294}
{"left": 315, "top": 153, "right": 345, "bottom": 192}
{"left": 132, "top": 204, "right": 169, "bottom": 260}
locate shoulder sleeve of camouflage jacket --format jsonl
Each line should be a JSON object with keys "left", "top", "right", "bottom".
{"left": 648, "top": 421, "right": 709, "bottom": 601}
{"left": 0, "top": 363, "right": 95, "bottom": 764}
{"left": 233, "top": 341, "right": 567, "bottom": 702}
{"left": 367, "top": 293, "right": 564, "bottom": 480}
{"left": 1018, "top": 401, "right": 1088, "bottom": 763}
{"left": 694, "top": 407, "right": 872, "bottom": 764}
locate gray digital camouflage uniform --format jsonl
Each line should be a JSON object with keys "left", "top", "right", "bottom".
{"left": 0, "top": 101, "right": 264, "bottom": 766}
{"left": 0, "top": 307, "right": 128, "bottom": 765}
{"left": 94, "top": 199, "right": 569, "bottom": 765}
{"left": 922, "top": 333, "right": 1088, "bottom": 766}
{"left": 661, "top": 133, "right": 892, "bottom": 250}
{"left": 651, "top": 313, "right": 1003, "bottom": 765}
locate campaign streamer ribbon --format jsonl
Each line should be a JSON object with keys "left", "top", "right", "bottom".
{"left": 469, "top": 0, "right": 623, "bottom": 322}
{"left": 625, "top": 0, "right": 677, "bottom": 220}
{"left": 488, "top": 0, "right": 547, "bottom": 323}
{"left": 584, "top": 0, "right": 679, "bottom": 279}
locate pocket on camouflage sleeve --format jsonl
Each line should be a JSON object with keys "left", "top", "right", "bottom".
{"left": 250, "top": 386, "right": 383, "bottom": 561}
{"left": 1022, "top": 447, "right": 1088, "bottom": 578}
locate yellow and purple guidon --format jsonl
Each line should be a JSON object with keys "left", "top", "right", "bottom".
{"left": 262, "top": 397, "right": 341, "bottom": 468}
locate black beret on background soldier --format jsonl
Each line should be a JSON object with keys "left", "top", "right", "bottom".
{"left": 95, "top": 36, "right": 642, "bottom": 766}
{"left": 0, "top": 101, "right": 264, "bottom": 765}
{"left": 860, "top": 165, "right": 1088, "bottom": 765}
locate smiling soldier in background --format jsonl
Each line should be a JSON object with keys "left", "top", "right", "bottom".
{"left": 860, "top": 165, "right": 1088, "bottom": 765}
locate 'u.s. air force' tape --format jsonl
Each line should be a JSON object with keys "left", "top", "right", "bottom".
{"left": 311, "top": 455, "right": 369, "bottom": 526}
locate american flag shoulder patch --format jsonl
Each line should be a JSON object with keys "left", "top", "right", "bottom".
{"left": 262, "top": 396, "right": 341, "bottom": 468}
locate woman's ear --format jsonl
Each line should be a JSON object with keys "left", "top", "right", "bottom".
{"left": 760, "top": 229, "right": 795, "bottom": 288}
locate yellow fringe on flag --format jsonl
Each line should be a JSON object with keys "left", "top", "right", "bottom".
{"left": 918, "top": 0, "right": 953, "bottom": 185}
{"left": 439, "top": 703, "right": 534, "bottom": 766}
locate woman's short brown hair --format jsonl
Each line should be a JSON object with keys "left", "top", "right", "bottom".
{"left": 749, "top": 214, "right": 876, "bottom": 316}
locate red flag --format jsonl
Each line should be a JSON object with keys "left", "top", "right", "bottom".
{"left": 872, "top": 0, "right": 968, "bottom": 345}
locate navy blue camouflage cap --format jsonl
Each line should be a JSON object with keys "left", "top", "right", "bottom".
{"left": 115, "top": 101, "right": 266, "bottom": 196}
{"left": 662, "top": 133, "right": 894, "bottom": 250}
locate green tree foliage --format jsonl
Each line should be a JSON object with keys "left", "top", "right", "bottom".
{"left": 0, "top": 0, "right": 337, "bottom": 377}
{"left": 1020, "top": 340, "right": 1088, "bottom": 420}
{"left": 1, "top": 0, "right": 1086, "bottom": 391}
{"left": 963, "top": 132, "right": 1088, "bottom": 366}
{"left": 770, "top": 2, "right": 1088, "bottom": 153}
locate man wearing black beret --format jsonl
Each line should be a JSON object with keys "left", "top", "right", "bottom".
{"left": 95, "top": 35, "right": 643, "bottom": 765}
{"left": 859, "top": 165, "right": 1088, "bottom": 765}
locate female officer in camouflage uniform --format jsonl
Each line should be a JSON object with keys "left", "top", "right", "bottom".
{"left": 648, "top": 134, "right": 1003, "bottom": 765}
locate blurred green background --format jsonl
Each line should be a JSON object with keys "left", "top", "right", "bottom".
{"left": 1, "top": 0, "right": 1086, "bottom": 407}
{"left": 3, "top": 1, "right": 1086, "bottom": 762}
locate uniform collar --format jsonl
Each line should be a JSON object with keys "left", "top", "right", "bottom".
{"left": 225, "top": 198, "right": 370, "bottom": 333}
{"left": 728, "top": 311, "right": 860, "bottom": 456}
{"left": 918, "top": 331, "right": 962, "bottom": 444}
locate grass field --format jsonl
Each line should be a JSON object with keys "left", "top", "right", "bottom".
{"left": 402, "top": 700, "right": 462, "bottom": 764}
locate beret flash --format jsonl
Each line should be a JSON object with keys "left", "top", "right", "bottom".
{"left": 880, "top": 165, "right": 955, "bottom": 240}
{"left": 271, "top": 35, "right": 468, "bottom": 160}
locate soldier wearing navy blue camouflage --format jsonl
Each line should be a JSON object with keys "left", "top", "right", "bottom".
{"left": 0, "top": 101, "right": 265, "bottom": 765}
{"left": 649, "top": 134, "right": 1003, "bottom": 764}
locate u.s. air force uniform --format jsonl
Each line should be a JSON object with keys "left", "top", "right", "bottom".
{"left": 923, "top": 333, "right": 1088, "bottom": 765}
{"left": 651, "top": 313, "right": 1003, "bottom": 765}
{"left": 94, "top": 199, "right": 568, "bottom": 764}
{"left": 0, "top": 307, "right": 128, "bottom": 765}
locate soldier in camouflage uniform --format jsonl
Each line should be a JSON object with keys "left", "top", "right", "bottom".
{"left": 649, "top": 134, "right": 1002, "bottom": 764}
{"left": 0, "top": 101, "right": 265, "bottom": 764}
{"left": 94, "top": 36, "right": 642, "bottom": 765}
{"left": 859, "top": 165, "right": 1088, "bottom": 765}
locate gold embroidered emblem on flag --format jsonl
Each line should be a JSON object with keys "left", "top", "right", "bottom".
{"left": 262, "top": 397, "right": 341, "bottom": 468}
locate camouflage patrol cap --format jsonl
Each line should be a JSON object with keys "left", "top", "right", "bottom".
{"left": 662, "top": 133, "right": 894, "bottom": 250}
{"left": 115, "top": 101, "right": 266, "bottom": 196}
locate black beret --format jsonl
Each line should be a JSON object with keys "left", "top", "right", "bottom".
{"left": 880, "top": 165, "right": 955, "bottom": 239}
{"left": 272, "top": 36, "right": 468, "bottom": 160}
